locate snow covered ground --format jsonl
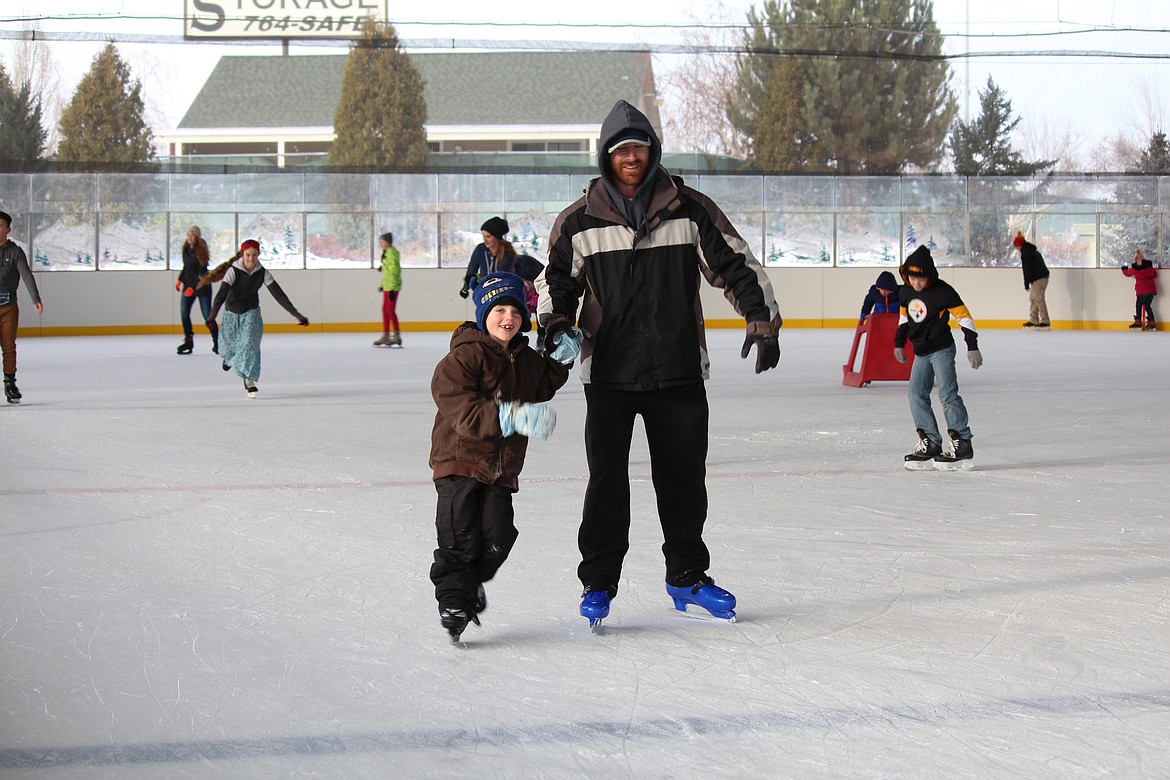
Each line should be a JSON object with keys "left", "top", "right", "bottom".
{"left": 2, "top": 328, "right": 1168, "bottom": 779}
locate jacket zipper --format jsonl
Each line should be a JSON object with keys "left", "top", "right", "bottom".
{"left": 491, "top": 349, "right": 519, "bottom": 481}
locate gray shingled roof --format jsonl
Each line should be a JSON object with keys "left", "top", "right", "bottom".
{"left": 179, "top": 51, "right": 653, "bottom": 129}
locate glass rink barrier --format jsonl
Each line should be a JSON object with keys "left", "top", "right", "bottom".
{"left": 0, "top": 171, "right": 1166, "bottom": 272}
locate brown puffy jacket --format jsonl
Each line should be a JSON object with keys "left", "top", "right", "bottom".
{"left": 429, "top": 323, "right": 570, "bottom": 491}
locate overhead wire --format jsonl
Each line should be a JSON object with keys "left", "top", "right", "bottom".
{"left": 2, "top": 14, "right": 1170, "bottom": 59}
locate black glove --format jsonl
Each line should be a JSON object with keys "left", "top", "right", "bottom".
{"left": 741, "top": 333, "right": 780, "bottom": 374}
{"left": 543, "top": 320, "right": 572, "bottom": 356}
{"left": 458, "top": 284, "right": 470, "bottom": 299}
{"left": 1121, "top": 264, "right": 1129, "bottom": 271}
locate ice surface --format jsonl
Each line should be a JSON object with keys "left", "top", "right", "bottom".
{"left": 2, "top": 328, "right": 1168, "bottom": 779}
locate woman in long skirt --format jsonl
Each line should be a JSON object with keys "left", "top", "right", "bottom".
{"left": 205, "top": 239, "right": 309, "bottom": 397}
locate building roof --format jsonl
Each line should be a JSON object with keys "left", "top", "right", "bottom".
{"left": 178, "top": 50, "right": 657, "bottom": 131}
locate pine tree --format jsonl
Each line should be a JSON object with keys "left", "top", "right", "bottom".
{"left": 56, "top": 43, "right": 154, "bottom": 163}
{"left": 729, "top": 0, "right": 956, "bottom": 174}
{"left": 0, "top": 63, "right": 47, "bottom": 161}
{"left": 1132, "top": 131, "right": 1170, "bottom": 174}
{"left": 1102, "top": 131, "right": 1169, "bottom": 263}
{"left": 331, "top": 18, "right": 428, "bottom": 168}
{"left": 747, "top": 57, "right": 804, "bottom": 170}
{"left": 949, "top": 76, "right": 1053, "bottom": 175}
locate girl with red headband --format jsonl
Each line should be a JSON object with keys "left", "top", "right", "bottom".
{"left": 205, "top": 239, "right": 309, "bottom": 398}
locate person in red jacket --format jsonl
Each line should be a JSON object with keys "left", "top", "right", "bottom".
{"left": 1122, "top": 249, "right": 1158, "bottom": 330}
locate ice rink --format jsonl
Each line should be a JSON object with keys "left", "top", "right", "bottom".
{"left": 2, "top": 327, "right": 1168, "bottom": 779}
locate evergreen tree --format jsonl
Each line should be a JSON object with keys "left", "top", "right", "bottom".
{"left": 729, "top": 0, "right": 956, "bottom": 174}
{"left": 56, "top": 43, "right": 154, "bottom": 163}
{"left": 331, "top": 18, "right": 428, "bottom": 168}
{"left": 1132, "top": 131, "right": 1170, "bottom": 174}
{"left": 1102, "top": 131, "right": 1169, "bottom": 264}
{"left": 949, "top": 76, "right": 1053, "bottom": 175}
{"left": 0, "top": 63, "right": 47, "bottom": 161}
{"left": 747, "top": 57, "right": 804, "bottom": 170}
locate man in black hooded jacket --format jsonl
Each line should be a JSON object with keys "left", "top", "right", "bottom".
{"left": 536, "top": 100, "right": 782, "bottom": 628}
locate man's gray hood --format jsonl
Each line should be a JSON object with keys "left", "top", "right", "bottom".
{"left": 597, "top": 99, "right": 662, "bottom": 181}
{"left": 599, "top": 100, "right": 664, "bottom": 184}
{"left": 597, "top": 100, "right": 664, "bottom": 229}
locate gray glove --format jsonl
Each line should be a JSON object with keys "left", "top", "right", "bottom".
{"left": 967, "top": 349, "right": 982, "bottom": 369}
{"left": 894, "top": 347, "right": 907, "bottom": 363}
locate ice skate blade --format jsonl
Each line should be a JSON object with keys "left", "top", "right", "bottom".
{"left": 933, "top": 459, "right": 974, "bottom": 471}
{"left": 6, "top": 399, "right": 20, "bottom": 405}
{"left": 904, "top": 459, "right": 936, "bottom": 471}
{"left": 671, "top": 603, "right": 737, "bottom": 622}
{"left": 580, "top": 592, "right": 611, "bottom": 627}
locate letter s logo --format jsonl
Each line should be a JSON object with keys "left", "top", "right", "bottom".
{"left": 189, "top": 0, "right": 225, "bottom": 32}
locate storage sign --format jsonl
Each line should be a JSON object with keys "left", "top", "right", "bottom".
{"left": 184, "top": 0, "right": 389, "bottom": 39}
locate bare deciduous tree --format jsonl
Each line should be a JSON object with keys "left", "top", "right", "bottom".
{"left": 3, "top": 22, "right": 62, "bottom": 153}
{"left": 657, "top": 1, "right": 749, "bottom": 157}
{"left": 1089, "top": 78, "right": 1169, "bottom": 172}
{"left": 1017, "top": 118, "right": 1086, "bottom": 173}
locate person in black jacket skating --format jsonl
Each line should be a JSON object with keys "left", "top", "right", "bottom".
{"left": 537, "top": 100, "right": 782, "bottom": 628}
{"left": 895, "top": 245, "right": 983, "bottom": 470}
{"left": 175, "top": 225, "right": 218, "bottom": 355}
{"left": 203, "top": 239, "right": 309, "bottom": 398}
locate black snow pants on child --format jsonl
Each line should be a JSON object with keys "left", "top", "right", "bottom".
{"left": 430, "top": 475, "right": 518, "bottom": 613}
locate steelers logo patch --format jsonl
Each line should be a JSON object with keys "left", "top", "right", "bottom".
{"left": 907, "top": 298, "right": 928, "bottom": 323}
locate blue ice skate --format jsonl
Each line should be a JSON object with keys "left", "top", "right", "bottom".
{"left": 580, "top": 588, "right": 611, "bottom": 632}
{"left": 666, "top": 578, "right": 737, "bottom": 621}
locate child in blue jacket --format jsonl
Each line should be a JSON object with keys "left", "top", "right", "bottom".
{"left": 859, "top": 270, "right": 900, "bottom": 323}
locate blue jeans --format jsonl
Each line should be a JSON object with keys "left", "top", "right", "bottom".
{"left": 908, "top": 343, "right": 971, "bottom": 443}
{"left": 179, "top": 292, "right": 213, "bottom": 337}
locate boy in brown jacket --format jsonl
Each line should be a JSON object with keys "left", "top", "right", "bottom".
{"left": 428, "top": 272, "right": 571, "bottom": 643}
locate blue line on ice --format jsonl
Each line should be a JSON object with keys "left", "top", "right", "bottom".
{"left": 2, "top": 689, "right": 1168, "bottom": 769}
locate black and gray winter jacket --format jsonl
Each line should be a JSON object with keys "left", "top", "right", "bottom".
{"left": 536, "top": 100, "right": 781, "bottom": 390}
{"left": 0, "top": 240, "right": 41, "bottom": 309}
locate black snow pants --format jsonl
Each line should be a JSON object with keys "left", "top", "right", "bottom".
{"left": 577, "top": 382, "right": 711, "bottom": 596}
